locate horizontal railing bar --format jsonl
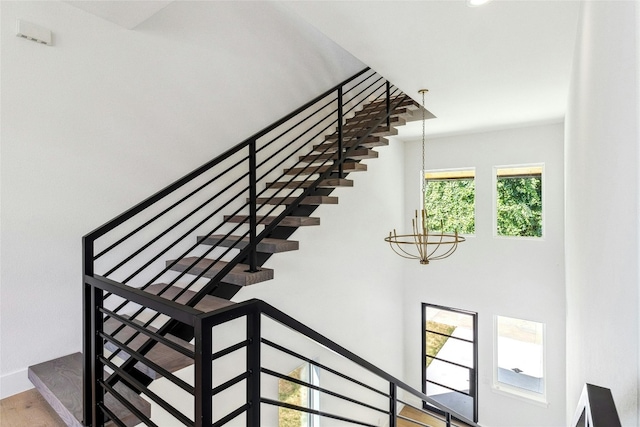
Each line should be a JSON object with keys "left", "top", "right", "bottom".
{"left": 262, "top": 367, "right": 388, "bottom": 415}
{"left": 94, "top": 153, "right": 248, "bottom": 262}
{"left": 252, "top": 299, "right": 477, "bottom": 425}
{"left": 99, "top": 307, "right": 194, "bottom": 359}
{"left": 211, "top": 340, "right": 250, "bottom": 362}
{"left": 99, "top": 331, "right": 194, "bottom": 395}
{"left": 425, "top": 379, "right": 472, "bottom": 397}
{"left": 261, "top": 338, "right": 387, "bottom": 398}
{"left": 256, "top": 94, "right": 338, "bottom": 154}
{"left": 84, "top": 66, "right": 371, "bottom": 243}
{"left": 98, "top": 402, "right": 127, "bottom": 427}
{"left": 426, "top": 329, "right": 474, "bottom": 344}
{"left": 262, "top": 397, "right": 378, "bottom": 427}
{"left": 86, "top": 275, "right": 199, "bottom": 325}
{"left": 212, "top": 371, "right": 249, "bottom": 396}
{"left": 113, "top": 171, "right": 250, "bottom": 282}
{"left": 211, "top": 403, "right": 250, "bottom": 427}
{"left": 425, "top": 354, "right": 473, "bottom": 370}
{"left": 100, "top": 355, "right": 194, "bottom": 427}
{"left": 99, "top": 379, "right": 158, "bottom": 427}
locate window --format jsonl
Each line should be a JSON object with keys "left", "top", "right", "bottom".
{"left": 494, "top": 315, "right": 546, "bottom": 402}
{"left": 278, "top": 363, "right": 320, "bottom": 427}
{"left": 423, "top": 303, "right": 478, "bottom": 422}
{"left": 495, "top": 165, "right": 543, "bottom": 238}
{"left": 424, "top": 169, "right": 475, "bottom": 234}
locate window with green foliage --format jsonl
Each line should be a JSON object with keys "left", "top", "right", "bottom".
{"left": 495, "top": 166, "right": 543, "bottom": 238}
{"left": 278, "top": 363, "right": 319, "bottom": 427}
{"left": 424, "top": 169, "right": 475, "bottom": 234}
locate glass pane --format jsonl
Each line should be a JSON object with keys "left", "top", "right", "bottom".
{"left": 426, "top": 333, "right": 473, "bottom": 369}
{"left": 279, "top": 365, "right": 309, "bottom": 427}
{"left": 496, "top": 166, "right": 542, "bottom": 237}
{"left": 424, "top": 170, "right": 475, "bottom": 234}
{"left": 496, "top": 316, "right": 544, "bottom": 394}
{"left": 426, "top": 362, "right": 472, "bottom": 394}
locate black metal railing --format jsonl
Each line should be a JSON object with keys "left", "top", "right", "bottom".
{"left": 572, "top": 384, "right": 621, "bottom": 427}
{"left": 83, "top": 67, "right": 422, "bottom": 426}
{"left": 86, "top": 271, "right": 478, "bottom": 426}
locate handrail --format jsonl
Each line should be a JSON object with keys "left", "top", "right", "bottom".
{"left": 83, "top": 67, "right": 371, "bottom": 242}
{"left": 572, "top": 383, "right": 621, "bottom": 427}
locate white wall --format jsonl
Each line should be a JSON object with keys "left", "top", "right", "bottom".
{"left": 401, "top": 123, "right": 566, "bottom": 426}
{"left": 565, "top": 1, "right": 639, "bottom": 425}
{"left": 0, "top": 0, "right": 364, "bottom": 398}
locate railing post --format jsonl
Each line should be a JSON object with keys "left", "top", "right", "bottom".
{"left": 246, "top": 307, "right": 261, "bottom": 426}
{"left": 90, "top": 282, "right": 104, "bottom": 427}
{"left": 386, "top": 80, "right": 391, "bottom": 128}
{"left": 337, "top": 87, "right": 344, "bottom": 178}
{"left": 389, "top": 382, "right": 397, "bottom": 427}
{"left": 445, "top": 412, "right": 452, "bottom": 427}
{"left": 248, "top": 140, "right": 258, "bottom": 272}
{"left": 194, "top": 316, "right": 212, "bottom": 427}
{"left": 82, "top": 237, "right": 95, "bottom": 426}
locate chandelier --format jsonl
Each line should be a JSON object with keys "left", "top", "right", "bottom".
{"left": 384, "top": 89, "right": 465, "bottom": 264}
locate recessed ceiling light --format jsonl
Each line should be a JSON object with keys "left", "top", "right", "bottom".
{"left": 467, "top": 0, "right": 492, "bottom": 7}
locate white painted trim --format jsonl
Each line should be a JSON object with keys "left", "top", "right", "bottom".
{"left": 0, "top": 368, "right": 34, "bottom": 399}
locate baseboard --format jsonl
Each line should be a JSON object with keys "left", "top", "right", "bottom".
{"left": 0, "top": 368, "right": 34, "bottom": 399}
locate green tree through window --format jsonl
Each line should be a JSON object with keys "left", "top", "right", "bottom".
{"left": 496, "top": 166, "right": 543, "bottom": 237}
{"left": 424, "top": 170, "right": 475, "bottom": 234}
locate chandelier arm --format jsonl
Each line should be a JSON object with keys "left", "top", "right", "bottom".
{"left": 388, "top": 242, "right": 419, "bottom": 260}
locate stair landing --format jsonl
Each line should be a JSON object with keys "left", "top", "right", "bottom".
{"left": 28, "top": 352, "right": 150, "bottom": 427}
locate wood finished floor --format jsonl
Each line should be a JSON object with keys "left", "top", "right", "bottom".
{"left": 1, "top": 389, "right": 65, "bottom": 426}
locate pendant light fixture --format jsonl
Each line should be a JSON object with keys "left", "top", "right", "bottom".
{"left": 384, "top": 89, "right": 465, "bottom": 264}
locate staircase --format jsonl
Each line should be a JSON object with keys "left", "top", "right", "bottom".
{"left": 27, "top": 68, "right": 476, "bottom": 427}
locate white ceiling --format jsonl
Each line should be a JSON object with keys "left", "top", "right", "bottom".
{"left": 283, "top": 0, "right": 582, "bottom": 139}
{"left": 63, "top": 0, "right": 581, "bottom": 139}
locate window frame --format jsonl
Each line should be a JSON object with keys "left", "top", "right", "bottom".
{"left": 422, "top": 302, "right": 479, "bottom": 423}
{"left": 493, "top": 315, "right": 547, "bottom": 404}
{"left": 423, "top": 167, "right": 477, "bottom": 236}
{"left": 492, "top": 163, "right": 545, "bottom": 240}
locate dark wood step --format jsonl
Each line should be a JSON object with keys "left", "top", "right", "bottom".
{"left": 266, "top": 178, "right": 353, "bottom": 189}
{"left": 331, "top": 124, "right": 399, "bottom": 139}
{"left": 145, "top": 283, "right": 235, "bottom": 312}
{"left": 28, "top": 353, "right": 151, "bottom": 427}
{"left": 253, "top": 195, "right": 339, "bottom": 205}
{"left": 284, "top": 162, "right": 367, "bottom": 175}
{"left": 224, "top": 215, "right": 320, "bottom": 227}
{"left": 167, "top": 257, "right": 274, "bottom": 286}
{"left": 352, "top": 106, "right": 415, "bottom": 120}
{"left": 361, "top": 96, "right": 420, "bottom": 112}
{"left": 299, "top": 148, "right": 378, "bottom": 163}
{"left": 314, "top": 136, "right": 389, "bottom": 151}
{"left": 198, "top": 234, "right": 299, "bottom": 253}
{"left": 345, "top": 114, "right": 406, "bottom": 129}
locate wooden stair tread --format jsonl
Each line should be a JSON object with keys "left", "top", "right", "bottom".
{"left": 28, "top": 353, "right": 150, "bottom": 427}
{"left": 319, "top": 135, "right": 389, "bottom": 148}
{"left": 362, "top": 96, "right": 420, "bottom": 111}
{"left": 253, "top": 195, "right": 339, "bottom": 205}
{"left": 299, "top": 148, "right": 378, "bottom": 162}
{"left": 198, "top": 234, "right": 299, "bottom": 253}
{"left": 167, "top": 257, "right": 274, "bottom": 287}
{"left": 345, "top": 115, "right": 406, "bottom": 129}
{"left": 224, "top": 215, "right": 320, "bottom": 227}
{"left": 284, "top": 163, "right": 367, "bottom": 175}
{"left": 144, "top": 283, "right": 235, "bottom": 313}
{"left": 329, "top": 124, "right": 398, "bottom": 138}
{"left": 353, "top": 106, "right": 415, "bottom": 120}
{"left": 266, "top": 178, "right": 353, "bottom": 189}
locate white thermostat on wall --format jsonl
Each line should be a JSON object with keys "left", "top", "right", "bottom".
{"left": 16, "top": 19, "right": 52, "bottom": 45}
